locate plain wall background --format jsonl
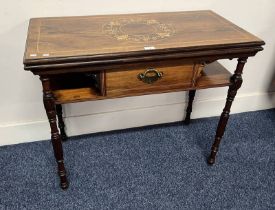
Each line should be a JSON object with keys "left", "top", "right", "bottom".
{"left": 0, "top": 0, "right": 275, "bottom": 145}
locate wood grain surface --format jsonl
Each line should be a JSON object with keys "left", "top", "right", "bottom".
{"left": 52, "top": 61, "right": 231, "bottom": 104}
{"left": 106, "top": 63, "right": 203, "bottom": 97}
{"left": 24, "top": 10, "right": 264, "bottom": 69}
{"left": 23, "top": 11, "right": 265, "bottom": 189}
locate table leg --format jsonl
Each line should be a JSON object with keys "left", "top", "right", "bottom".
{"left": 208, "top": 57, "right": 248, "bottom": 165}
{"left": 40, "top": 77, "right": 69, "bottom": 189}
{"left": 184, "top": 90, "right": 196, "bottom": 125}
{"left": 56, "top": 104, "right": 68, "bottom": 141}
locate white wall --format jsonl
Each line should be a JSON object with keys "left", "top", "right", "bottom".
{"left": 0, "top": 0, "right": 275, "bottom": 146}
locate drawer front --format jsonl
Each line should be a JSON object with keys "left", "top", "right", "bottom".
{"left": 106, "top": 63, "right": 203, "bottom": 97}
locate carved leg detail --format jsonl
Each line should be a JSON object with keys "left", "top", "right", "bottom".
{"left": 184, "top": 90, "right": 196, "bottom": 125}
{"left": 208, "top": 58, "right": 248, "bottom": 165}
{"left": 40, "top": 77, "right": 69, "bottom": 189}
{"left": 56, "top": 104, "right": 68, "bottom": 141}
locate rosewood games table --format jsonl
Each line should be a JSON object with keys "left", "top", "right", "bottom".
{"left": 23, "top": 11, "right": 265, "bottom": 189}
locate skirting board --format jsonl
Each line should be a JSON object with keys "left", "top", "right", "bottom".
{"left": 0, "top": 92, "right": 274, "bottom": 146}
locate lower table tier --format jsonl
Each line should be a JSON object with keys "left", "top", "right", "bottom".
{"left": 53, "top": 62, "right": 231, "bottom": 104}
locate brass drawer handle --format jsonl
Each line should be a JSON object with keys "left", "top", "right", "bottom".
{"left": 138, "top": 68, "right": 163, "bottom": 84}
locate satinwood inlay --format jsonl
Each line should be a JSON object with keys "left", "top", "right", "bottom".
{"left": 23, "top": 11, "right": 264, "bottom": 189}
{"left": 102, "top": 19, "right": 175, "bottom": 42}
{"left": 24, "top": 11, "right": 264, "bottom": 65}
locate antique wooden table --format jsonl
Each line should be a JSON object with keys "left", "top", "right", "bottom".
{"left": 23, "top": 11, "right": 264, "bottom": 189}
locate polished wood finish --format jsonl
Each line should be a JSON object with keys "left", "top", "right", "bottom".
{"left": 54, "top": 87, "right": 100, "bottom": 104}
{"left": 100, "top": 71, "right": 106, "bottom": 96}
{"left": 208, "top": 57, "right": 248, "bottom": 165}
{"left": 56, "top": 104, "right": 68, "bottom": 141}
{"left": 106, "top": 63, "right": 203, "bottom": 97}
{"left": 184, "top": 90, "right": 196, "bottom": 125}
{"left": 40, "top": 77, "right": 69, "bottom": 189}
{"left": 23, "top": 11, "right": 264, "bottom": 189}
{"left": 51, "top": 62, "right": 232, "bottom": 104}
{"left": 24, "top": 10, "right": 263, "bottom": 69}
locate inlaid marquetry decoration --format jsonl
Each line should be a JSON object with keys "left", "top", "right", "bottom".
{"left": 24, "top": 11, "right": 265, "bottom": 190}
{"left": 103, "top": 19, "right": 175, "bottom": 42}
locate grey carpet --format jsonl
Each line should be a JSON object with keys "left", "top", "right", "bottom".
{"left": 0, "top": 109, "right": 274, "bottom": 210}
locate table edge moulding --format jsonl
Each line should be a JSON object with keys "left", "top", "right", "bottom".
{"left": 23, "top": 10, "right": 265, "bottom": 189}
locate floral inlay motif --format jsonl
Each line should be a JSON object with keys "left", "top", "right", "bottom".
{"left": 103, "top": 19, "right": 175, "bottom": 42}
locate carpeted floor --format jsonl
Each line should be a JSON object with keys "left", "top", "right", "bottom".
{"left": 0, "top": 109, "right": 274, "bottom": 210}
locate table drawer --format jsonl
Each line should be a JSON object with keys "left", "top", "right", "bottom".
{"left": 106, "top": 63, "right": 204, "bottom": 97}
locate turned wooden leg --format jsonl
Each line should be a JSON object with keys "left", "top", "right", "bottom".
{"left": 208, "top": 57, "right": 248, "bottom": 165}
{"left": 56, "top": 104, "right": 68, "bottom": 141}
{"left": 40, "top": 77, "right": 69, "bottom": 189}
{"left": 184, "top": 90, "right": 196, "bottom": 125}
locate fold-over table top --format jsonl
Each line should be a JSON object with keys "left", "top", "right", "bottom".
{"left": 24, "top": 10, "right": 264, "bottom": 66}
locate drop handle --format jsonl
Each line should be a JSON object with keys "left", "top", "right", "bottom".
{"left": 137, "top": 68, "right": 163, "bottom": 84}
